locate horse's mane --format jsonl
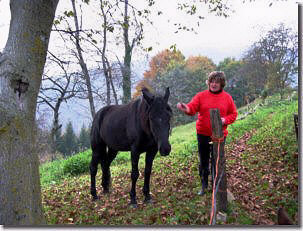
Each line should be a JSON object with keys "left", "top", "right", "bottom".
{"left": 137, "top": 92, "right": 151, "bottom": 135}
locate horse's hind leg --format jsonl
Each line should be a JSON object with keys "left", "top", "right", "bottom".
{"left": 90, "top": 150, "right": 101, "bottom": 200}
{"left": 90, "top": 143, "right": 106, "bottom": 201}
{"left": 100, "top": 148, "right": 117, "bottom": 194}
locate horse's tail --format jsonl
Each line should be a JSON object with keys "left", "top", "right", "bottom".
{"left": 90, "top": 106, "right": 111, "bottom": 149}
{"left": 90, "top": 106, "right": 112, "bottom": 200}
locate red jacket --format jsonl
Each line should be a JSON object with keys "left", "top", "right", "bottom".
{"left": 186, "top": 90, "right": 238, "bottom": 137}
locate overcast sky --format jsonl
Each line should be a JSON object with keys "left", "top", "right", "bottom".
{"left": 0, "top": 0, "right": 298, "bottom": 64}
{"left": 145, "top": 0, "right": 297, "bottom": 63}
{"left": 0, "top": 0, "right": 298, "bottom": 132}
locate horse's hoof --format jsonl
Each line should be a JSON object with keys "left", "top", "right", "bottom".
{"left": 197, "top": 190, "right": 205, "bottom": 196}
{"left": 144, "top": 198, "right": 153, "bottom": 204}
{"left": 103, "top": 189, "right": 110, "bottom": 194}
{"left": 129, "top": 203, "right": 138, "bottom": 208}
{"left": 92, "top": 195, "right": 100, "bottom": 201}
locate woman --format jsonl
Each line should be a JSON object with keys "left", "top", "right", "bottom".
{"left": 177, "top": 71, "right": 238, "bottom": 195}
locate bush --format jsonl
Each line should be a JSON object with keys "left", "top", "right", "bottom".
{"left": 62, "top": 150, "right": 91, "bottom": 176}
{"left": 62, "top": 150, "right": 131, "bottom": 176}
{"left": 113, "top": 152, "right": 130, "bottom": 164}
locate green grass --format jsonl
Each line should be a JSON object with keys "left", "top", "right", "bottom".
{"left": 40, "top": 157, "right": 66, "bottom": 185}
{"left": 40, "top": 150, "right": 134, "bottom": 186}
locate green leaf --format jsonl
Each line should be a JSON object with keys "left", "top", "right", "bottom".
{"left": 107, "top": 26, "right": 114, "bottom": 32}
{"left": 64, "top": 11, "right": 74, "bottom": 17}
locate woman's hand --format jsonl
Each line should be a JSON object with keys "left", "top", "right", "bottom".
{"left": 177, "top": 102, "right": 189, "bottom": 113}
{"left": 221, "top": 117, "right": 226, "bottom": 125}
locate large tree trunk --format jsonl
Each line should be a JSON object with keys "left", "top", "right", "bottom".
{"left": 0, "top": 0, "right": 58, "bottom": 225}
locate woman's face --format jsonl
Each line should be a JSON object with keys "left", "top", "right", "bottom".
{"left": 209, "top": 80, "right": 221, "bottom": 92}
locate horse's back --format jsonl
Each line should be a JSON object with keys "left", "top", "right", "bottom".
{"left": 91, "top": 105, "right": 113, "bottom": 150}
{"left": 92, "top": 101, "right": 139, "bottom": 151}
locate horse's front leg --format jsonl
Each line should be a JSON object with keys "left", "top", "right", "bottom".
{"left": 129, "top": 151, "right": 140, "bottom": 208}
{"left": 143, "top": 150, "right": 157, "bottom": 204}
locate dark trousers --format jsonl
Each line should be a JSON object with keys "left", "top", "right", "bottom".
{"left": 197, "top": 134, "right": 226, "bottom": 180}
{"left": 197, "top": 134, "right": 212, "bottom": 178}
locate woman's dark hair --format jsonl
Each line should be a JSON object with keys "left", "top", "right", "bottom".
{"left": 207, "top": 71, "right": 226, "bottom": 89}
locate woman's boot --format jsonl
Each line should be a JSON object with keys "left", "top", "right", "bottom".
{"left": 198, "top": 169, "right": 209, "bottom": 195}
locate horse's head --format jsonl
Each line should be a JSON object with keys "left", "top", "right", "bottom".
{"left": 142, "top": 87, "right": 172, "bottom": 156}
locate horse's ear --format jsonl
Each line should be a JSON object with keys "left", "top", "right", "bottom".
{"left": 163, "top": 87, "right": 170, "bottom": 103}
{"left": 142, "top": 87, "right": 154, "bottom": 105}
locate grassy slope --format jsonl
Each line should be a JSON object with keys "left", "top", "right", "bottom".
{"left": 40, "top": 96, "right": 299, "bottom": 225}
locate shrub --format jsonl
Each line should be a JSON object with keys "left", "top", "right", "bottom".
{"left": 62, "top": 150, "right": 91, "bottom": 176}
{"left": 113, "top": 152, "right": 130, "bottom": 164}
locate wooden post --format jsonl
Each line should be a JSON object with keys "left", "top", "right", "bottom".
{"left": 210, "top": 109, "right": 227, "bottom": 212}
{"left": 294, "top": 114, "right": 298, "bottom": 142}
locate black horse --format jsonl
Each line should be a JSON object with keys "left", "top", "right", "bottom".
{"left": 90, "top": 87, "right": 172, "bottom": 207}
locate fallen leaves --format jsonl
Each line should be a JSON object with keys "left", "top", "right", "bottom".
{"left": 226, "top": 130, "right": 298, "bottom": 225}
{"left": 42, "top": 154, "right": 211, "bottom": 225}
{"left": 41, "top": 129, "right": 298, "bottom": 225}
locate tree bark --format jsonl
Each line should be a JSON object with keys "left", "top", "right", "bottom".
{"left": 100, "top": 0, "right": 111, "bottom": 105}
{"left": 47, "top": 97, "right": 62, "bottom": 153}
{"left": 121, "top": 0, "right": 143, "bottom": 104}
{"left": 0, "top": 0, "right": 59, "bottom": 225}
{"left": 106, "top": 59, "right": 118, "bottom": 105}
{"left": 122, "top": 0, "right": 132, "bottom": 104}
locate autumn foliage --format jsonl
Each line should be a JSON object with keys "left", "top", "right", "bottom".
{"left": 133, "top": 49, "right": 216, "bottom": 99}
{"left": 144, "top": 49, "right": 185, "bottom": 80}
{"left": 185, "top": 55, "right": 215, "bottom": 74}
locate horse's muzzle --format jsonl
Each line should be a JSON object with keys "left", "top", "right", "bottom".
{"left": 159, "top": 143, "right": 171, "bottom": 156}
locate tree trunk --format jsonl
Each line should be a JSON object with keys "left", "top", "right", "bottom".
{"left": 107, "top": 59, "right": 118, "bottom": 105}
{"left": 0, "top": 0, "right": 58, "bottom": 225}
{"left": 50, "top": 99, "right": 62, "bottom": 153}
{"left": 122, "top": 0, "right": 132, "bottom": 104}
{"left": 100, "top": 0, "right": 111, "bottom": 105}
{"left": 71, "top": 0, "right": 96, "bottom": 118}
{"left": 123, "top": 50, "right": 132, "bottom": 104}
